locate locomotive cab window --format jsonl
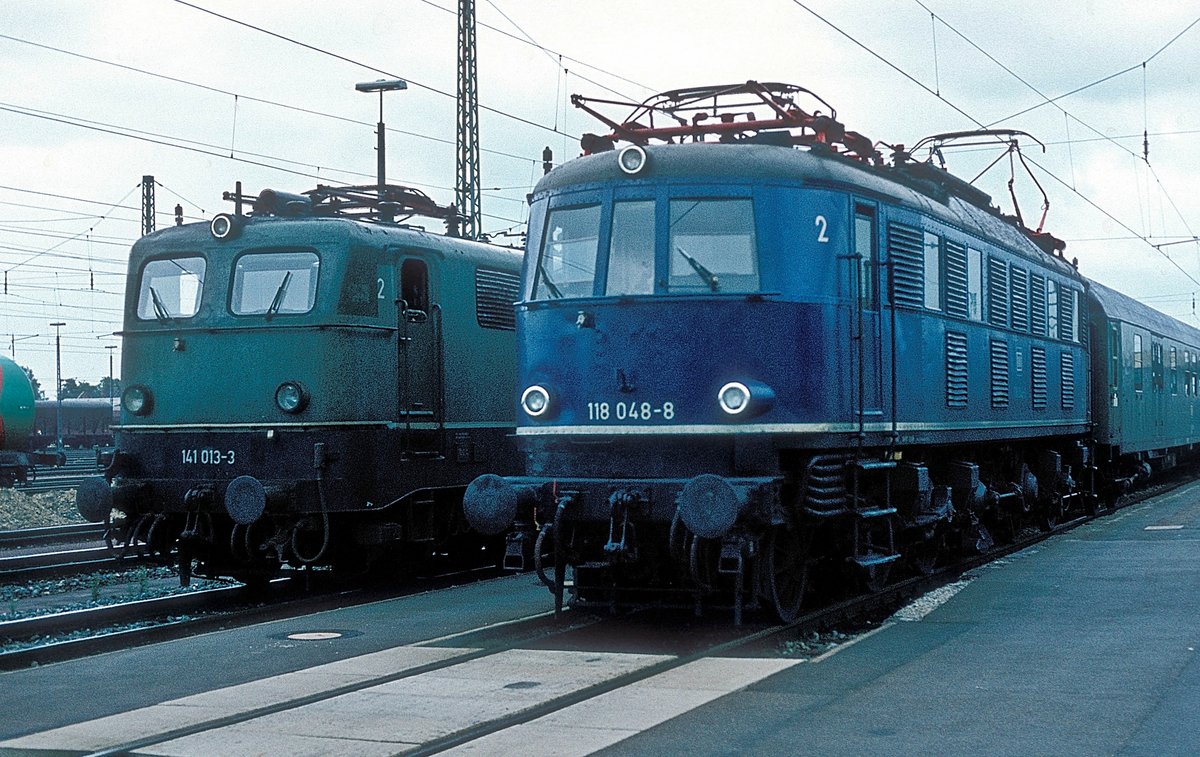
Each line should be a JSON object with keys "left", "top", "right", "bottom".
{"left": 136, "top": 256, "right": 206, "bottom": 320}
{"left": 231, "top": 251, "right": 319, "bottom": 316}
{"left": 533, "top": 204, "right": 600, "bottom": 299}
{"left": 606, "top": 200, "right": 655, "bottom": 296}
{"left": 667, "top": 198, "right": 757, "bottom": 293}
{"left": 853, "top": 208, "right": 876, "bottom": 309}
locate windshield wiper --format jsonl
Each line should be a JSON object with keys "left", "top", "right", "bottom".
{"left": 537, "top": 263, "right": 564, "bottom": 299}
{"left": 675, "top": 246, "right": 719, "bottom": 292}
{"left": 265, "top": 271, "right": 292, "bottom": 319}
{"left": 148, "top": 286, "right": 172, "bottom": 322}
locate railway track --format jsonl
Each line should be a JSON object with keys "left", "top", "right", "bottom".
{"left": 8, "top": 448, "right": 104, "bottom": 493}
{"left": 0, "top": 544, "right": 143, "bottom": 582}
{"left": 0, "top": 522, "right": 121, "bottom": 582}
{"left": 0, "top": 560, "right": 506, "bottom": 671}
{"left": 0, "top": 522, "right": 105, "bottom": 548}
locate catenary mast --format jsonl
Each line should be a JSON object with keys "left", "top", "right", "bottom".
{"left": 456, "top": 0, "right": 481, "bottom": 239}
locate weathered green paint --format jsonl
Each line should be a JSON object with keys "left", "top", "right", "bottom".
{"left": 119, "top": 216, "right": 520, "bottom": 430}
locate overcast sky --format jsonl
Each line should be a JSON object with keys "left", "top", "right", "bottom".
{"left": 2, "top": 1, "right": 1198, "bottom": 391}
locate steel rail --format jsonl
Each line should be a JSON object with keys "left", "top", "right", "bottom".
{"left": 0, "top": 523, "right": 105, "bottom": 547}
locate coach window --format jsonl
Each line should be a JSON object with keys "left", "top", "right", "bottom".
{"left": 966, "top": 247, "right": 982, "bottom": 321}
{"left": 231, "top": 251, "right": 319, "bottom": 316}
{"left": 534, "top": 204, "right": 600, "bottom": 299}
{"left": 1170, "top": 347, "right": 1179, "bottom": 394}
{"left": 1109, "top": 325, "right": 1121, "bottom": 390}
{"left": 667, "top": 198, "right": 758, "bottom": 293}
{"left": 853, "top": 208, "right": 877, "bottom": 309}
{"left": 1152, "top": 342, "right": 1164, "bottom": 392}
{"left": 1133, "top": 333, "right": 1144, "bottom": 392}
{"left": 137, "top": 256, "right": 206, "bottom": 320}
{"left": 923, "top": 232, "right": 941, "bottom": 310}
{"left": 606, "top": 201, "right": 655, "bottom": 296}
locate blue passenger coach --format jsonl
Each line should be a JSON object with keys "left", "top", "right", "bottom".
{"left": 464, "top": 83, "right": 1137, "bottom": 621}
{"left": 1090, "top": 281, "right": 1200, "bottom": 470}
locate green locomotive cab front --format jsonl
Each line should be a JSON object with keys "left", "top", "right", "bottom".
{"left": 79, "top": 190, "right": 521, "bottom": 583}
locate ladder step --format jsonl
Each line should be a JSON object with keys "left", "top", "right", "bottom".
{"left": 851, "top": 551, "right": 901, "bottom": 568}
{"left": 854, "top": 507, "right": 897, "bottom": 519}
{"left": 802, "top": 506, "right": 848, "bottom": 518}
{"left": 854, "top": 460, "right": 897, "bottom": 471}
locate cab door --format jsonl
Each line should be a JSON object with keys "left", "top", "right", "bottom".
{"left": 851, "top": 205, "right": 885, "bottom": 428}
{"left": 396, "top": 254, "right": 438, "bottom": 440}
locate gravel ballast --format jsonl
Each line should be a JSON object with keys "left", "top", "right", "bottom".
{"left": 0, "top": 489, "right": 84, "bottom": 530}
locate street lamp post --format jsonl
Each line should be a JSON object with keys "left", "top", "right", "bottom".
{"left": 50, "top": 322, "right": 65, "bottom": 453}
{"left": 105, "top": 344, "right": 118, "bottom": 406}
{"left": 355, "top": 78, "right": 407, "bottom": 214}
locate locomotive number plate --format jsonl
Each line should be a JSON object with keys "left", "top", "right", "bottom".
{"left": 586, "top": 400, "right": 675, "bottom": 421}
{"left": 181, "top": 449, "right": 237, "bottom": 465}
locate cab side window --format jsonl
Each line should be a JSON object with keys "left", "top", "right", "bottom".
{"left": 401, "top": 258, "right": 429, "bottom": 314}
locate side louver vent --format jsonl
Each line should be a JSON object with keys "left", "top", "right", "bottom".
{"left": 888, "top": 222, "right": 924, "bottom": 309}
{"left": 944, "top": 241, "right": 969, "bottom": 319}
{"left": 475, "top": 267, "right": 520, "bottom": 330}
{"left": 1010, "top": 266, "right": 1029, "bottom": 333}
{"left": 946, "top": 331, "right": 969, "bottom": 408}
{"left": 1031, "top": 346, "right": 1047, "bottom": 409}
{"left": 990, "top": 339, "right": 1010, "bottom": 408}
{"left": 1059, "top": 287, "right": 1076, "bottom": 341}
{"left": 987, "top": 257, "right": 1009, "bottom": 328}
{"left": 1030, "top": 273, "right": 1047, "bottom": 336}
{"left": 1061, "top": 351, "right": 1076, "bottom": 410}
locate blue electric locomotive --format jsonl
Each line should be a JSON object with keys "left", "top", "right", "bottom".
{"left": 78, "top": 184, "right": 523, "bottom": 583}
{"left": 464, "top": 82, "right": 1113, "bottom": 621}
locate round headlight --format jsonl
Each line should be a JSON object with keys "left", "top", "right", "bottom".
{"left": 210, "top": 213, "right": 241, "bottom": 240}
{"left": 718, "top": 382, "right": 751, "bottom": 415}
{"left": 617, "top": 144, "right": 648, "bottom": 175}
{"left": 275, "top": 382, "right": 307, "bottom": 413}
{"left": 122, "top": 385, "right": 153, "bottom": 416}
{"left": 521, "top": 385, "right": 550, "bottom": 417}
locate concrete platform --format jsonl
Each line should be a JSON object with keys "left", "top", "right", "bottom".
{"left": 600, "top": 485, "right": 1200, "bottom": 756}
{"left": 0, "top": 572, "right": 553, "bottom": 739}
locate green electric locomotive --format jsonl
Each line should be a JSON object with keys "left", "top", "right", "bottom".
{"left": 77, "top": 185, "right": 522, "bottom": 583}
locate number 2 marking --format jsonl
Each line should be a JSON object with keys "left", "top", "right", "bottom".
{"left": 377, "top": 278, "right": 386, "bottom": 299}
{"left": 814, "top": 215, "right": 830, "bottom": 243}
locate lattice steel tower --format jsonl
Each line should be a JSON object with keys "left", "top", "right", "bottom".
{"left": 456, "top": 0, "right": 480, "bottom": 239}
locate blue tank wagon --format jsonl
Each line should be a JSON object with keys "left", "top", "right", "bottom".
{"left": 464, "top": 83, "right": 1165, "bottom": 621}
{"left": 77, "top": 185, "right": 523, "bottom": 583}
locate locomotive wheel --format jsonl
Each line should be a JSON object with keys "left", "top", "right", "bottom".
{"left": 862, "top": 562, "right": 891, "bottom": 594}
{"left": 103, "top": 511, "right": 126, "bottom": 561}
{"left": 764, "top": 527, "right": 809, "bottom": 623}
{"left": 1039, "top": 496, "right": 1065, "bottom": 531}
{"left": 689, "top": 536, "right": 717, "bottom": 592}
{"left": 908, "top": 535, "right": 942, "bottom": 576}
